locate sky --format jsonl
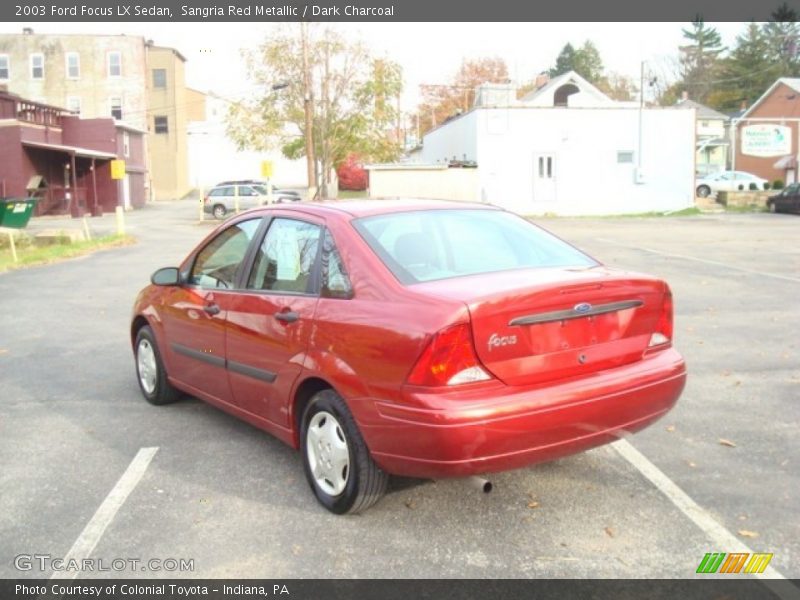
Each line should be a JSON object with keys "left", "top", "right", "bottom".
{"left": 1, "top": 21, "right": 748, "bottom": 110}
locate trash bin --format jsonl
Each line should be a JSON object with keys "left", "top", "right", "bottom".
{"left": 0, "top": 198, "right": 37, "bottom": 229}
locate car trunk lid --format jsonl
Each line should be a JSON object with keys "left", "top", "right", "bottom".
{"left": 414, "top": 267, "right": 665, "bottom": 386}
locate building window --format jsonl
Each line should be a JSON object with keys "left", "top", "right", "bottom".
{"left": 154, "top": 115, "right": 168, "bottom": 134}
{"left": 109, "top": 96, "right": 123, "bottom": 120}
{"left": 108, "top": 51, "right": 122, "bottom": 77}
{"left": 701, "top": 120, "right": 709, "bottom": 128}
{"left": 65, "top": 52, "right": 80, "bottom": 79}
{"left": 617, "top": 151, "right": 634, "bottom": 164}
{"left": 152, "top": 68, "right": 166, "bottom": 88}
{"left": 123, "top": 132, "right": 130, "bottom": 157}
{"left": 0, "top": 55, "right": 9, "bottom": 80}
{"left": 30, "top": 53, "right": 44, "bottom": 80}
{"left": 66, "top": 96, "right": 81, "bottom": 114}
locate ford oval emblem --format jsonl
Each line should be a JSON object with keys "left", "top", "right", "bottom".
{"left": 574, "top": 302, "right": 592, "bottom": 314}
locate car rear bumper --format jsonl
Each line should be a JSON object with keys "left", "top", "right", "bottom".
{"left": 361, "top": 348, "right": 686, "bottom": 478}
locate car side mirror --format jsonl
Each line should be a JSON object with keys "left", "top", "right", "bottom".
{"left": 151, "top": 267, "right": 181, "bottom": 286}
{"left": 322, "top": 273, "right": 354, "bottom": 300}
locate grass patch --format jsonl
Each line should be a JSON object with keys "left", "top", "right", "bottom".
{"left": 0, "top": 234, "right": 136, "bottom": 273}
{"left": 337, "top": 190, "right": 368, "bottom": 200}
{"left": 722, "top": 204, "right": 768, "bottom": 213}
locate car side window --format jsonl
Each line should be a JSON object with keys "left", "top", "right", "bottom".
{"left": 238, "top": 185, "right": 257, "bottom": 197}
{"left": 247, "top": 218, "right": 321, "bottom": 294}
{"left": 189, "top": 219, "right": 261, "bottom": 289}
{"left": 321, "top": 230, "right": 353, "bottom": 298}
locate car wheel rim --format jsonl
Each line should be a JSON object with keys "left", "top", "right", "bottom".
{"left": 137, "top": 339, "right": 157, "bottom": 395}
{"left": 306, "top": 411, "right": 350, "bottom": 497}
{"left": 214, "top": 207, "right": 224, "bottom": 218}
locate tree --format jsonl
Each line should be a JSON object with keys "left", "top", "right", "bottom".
{"left": 549, "top": 43, "right": 577, "bottom": 78}
{"left": 676, "top": 18, "right": 725, "bottom": 104}
{"left": 226, "top": 25, "right": 403, "bottom": 198}
{"left": 549, "top": 41, "right": 605, "bottom": 84}
{"left": 708, "top": 23, "right": 778, "bottom": 112}
{"left": 417, "top": 57, "right": 509, "bottom": 133}
{"left": 764, "top": 4, "right": 800, "bottom": 76}
{"left": 598, "top": 72, "right": 638, "bottom": 102}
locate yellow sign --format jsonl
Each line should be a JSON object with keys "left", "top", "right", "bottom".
{"left": 260, "top": 160, "right": 273, "bottom": 179}
{"left": 110, "top": 160, "right": 126, "bottom": 180}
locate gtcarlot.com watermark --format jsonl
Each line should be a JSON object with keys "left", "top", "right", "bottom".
{"left": 14, "top": 554, "right": 194, "bottom": 573}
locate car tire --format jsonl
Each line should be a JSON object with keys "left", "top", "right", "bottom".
{"left": 696, "top": 185, "right": 711, "bottom": 198}
{"left": 212, "top": 204, "right": 227, "bottom": 219}
{"left": 300, "top": 389, "right": 388, "bottom": 514}
{"left": 135, "top": 325, "right": 180, "bottom": 406}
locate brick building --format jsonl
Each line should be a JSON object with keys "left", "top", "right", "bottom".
{"left": 734, "top": 78, "right": 800, "bottom": 186}
{"left": 0, "top": 90, "right": 146, "bottom": 216}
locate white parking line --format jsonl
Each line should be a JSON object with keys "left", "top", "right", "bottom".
{"left": 594, "top": 238, "right": 800, "bottom": 284}
{"left": 53, "top": 447, "right": 158, "bottom": 580}
{"left": 612, "top": 439, "right": 798, "bottom": 597}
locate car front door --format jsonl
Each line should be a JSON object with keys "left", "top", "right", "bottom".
{"left": 224, "top": 215, "right": 324, "bottom": 427}
{"left": 159, "top": 217, "right": 264, "bottom": 404}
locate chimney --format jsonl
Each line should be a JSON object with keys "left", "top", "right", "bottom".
{"left": 535, "top": 72, "right": 550, "bottom": 90}
{"left": 680, "top": 90, "right": 689, "bottom": 102}
{"left": 22, "top": 27, "right": 34, "bottom": 34}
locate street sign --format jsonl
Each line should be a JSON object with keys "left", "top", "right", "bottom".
{"left": 110, "top": 159, "right": 126, "bottom": 180}
{"left": 261, "top": 160, "right": 273, "bottom": 178}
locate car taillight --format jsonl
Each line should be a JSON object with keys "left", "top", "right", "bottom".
{"left": 649, "top": 287, "right": 673, "bottom": 347}
{"left": 203, "top": 196, "right": 210, "bottom": 204}
{"left": 407, "top": 323, "right": 492, "bottom": 386}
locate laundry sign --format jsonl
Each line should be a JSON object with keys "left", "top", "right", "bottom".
{"left": 741, "top": 124, "right": 792, "bottom": 157}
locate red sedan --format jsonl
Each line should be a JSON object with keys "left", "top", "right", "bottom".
{"left": 131, "top": 200, "right": 686, "bottom": 514}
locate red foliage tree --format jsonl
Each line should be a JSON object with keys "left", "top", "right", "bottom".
{"left": 336, "top": 154, "right": 368, "bottom": 191}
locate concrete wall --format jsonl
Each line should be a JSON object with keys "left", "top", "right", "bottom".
{"left": 0, "top": 33, "right": 148, "bottom": 130}
{"left": 187, "top": 93, "right": 307, "bottom": 188}
{"left": 414, "top": 111, "right": 478, "bottom": 164}
{"left": 412, "top": 106, "right": 696, "bottom": 215}
{"left": 146, "top": 46, "right": 189, "bottom": 200}
{"left": 368, "top": 166, "right": 480, "bottom": 202}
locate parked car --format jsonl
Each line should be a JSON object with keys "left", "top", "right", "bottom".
{"left": 251, "top": 185, "right": 302, "bottom": 204}
{"left": 203, "top": 184, "right": 269, "bottom": 219}
{"left": 766, "top": 183, "right": 800, "bottom": 214}
{"left": 131, "top": 200, "right": 686, "bottom": 514}
{"left": 696, "top": 171, "right": 768, "bottom": 197}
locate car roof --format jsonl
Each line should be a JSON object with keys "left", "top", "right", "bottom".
{"left": 267, "top": 198, "right": 502, "bottom": 219}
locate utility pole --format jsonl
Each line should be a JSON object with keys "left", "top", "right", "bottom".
{"left": 301, "top": 22, "right": 316, "bottom": 199}
{"left": 637, "top": 60, "right": 644, "bottom": 182}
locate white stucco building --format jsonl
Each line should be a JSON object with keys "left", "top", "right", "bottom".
{"left": 187, "top": 90, "right": 307, "bottom": 188}
{"left": 381, "top": 71, "right": 696, "bottom": 216}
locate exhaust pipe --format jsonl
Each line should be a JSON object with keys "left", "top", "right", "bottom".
{"left": 469, "top": 476, "right": 493, "bottom": 494}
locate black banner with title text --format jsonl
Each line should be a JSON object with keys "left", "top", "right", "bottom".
{"left": 1, "top": 0, "right": 796, "bottom": 23}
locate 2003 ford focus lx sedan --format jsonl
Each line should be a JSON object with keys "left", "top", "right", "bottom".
{"left": 131, "top": 200, "right": 686, "bottom": 514}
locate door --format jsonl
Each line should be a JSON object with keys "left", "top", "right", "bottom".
{"left": 159, "top": 217, "right": 263, "bottom": 403}
{"left": 225, "top": 216, "right": 323, "bottom": 426}
{"left": 533, "top": 153, "right": 556, "bottom": 203}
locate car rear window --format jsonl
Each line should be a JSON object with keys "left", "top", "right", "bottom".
{"left": 353, "top": 209, "right": 597, "bottom": 284}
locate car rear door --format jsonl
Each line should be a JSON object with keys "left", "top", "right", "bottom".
{"left": 224, "top": 213, "right": 324, "bottom": 427}
{"left": 159, "top": 217, "right": 264, "bottom": 404}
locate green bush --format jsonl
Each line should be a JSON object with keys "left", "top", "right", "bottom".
{"left": 748, "top": 182, "right": 758, "bottom": 190}
{"left": 763, "top": 182, "right": 770, "bottom": 190}
{"left": 738, "top": 184, "right": 744, "bottom": 191}
{"left": 772, "top": 179, "right": 784, "bottom": 190}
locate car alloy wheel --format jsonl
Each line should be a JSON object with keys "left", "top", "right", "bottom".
{"left": 300, "top": 390, "right": 388, "bottom": 514}
{"left": 212, "top": 204, "right": 226, "bottom": 219}
{"left": 137, "top": 338, "right": 157, "bottom": 395}
{"left": 134, "top": 325, "right": 180, "bottom": 406}
{"left": 697, "top": 185, "right": 710, "bottom": 198}
{"left": 306, "top": 411, "right": 350, "bottom": 496}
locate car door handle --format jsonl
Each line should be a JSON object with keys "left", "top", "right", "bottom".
{"left": 203, "top": 303, "right": 221, "bottom": 316}
{"left": 274, "top": 310, "right": 299, "bottom": 323}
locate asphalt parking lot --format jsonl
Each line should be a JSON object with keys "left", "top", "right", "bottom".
{"left": 0, "top": 201, "right": 798, "bottom": 580}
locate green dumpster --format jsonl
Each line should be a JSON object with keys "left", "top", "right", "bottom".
{"left": 0, "top": 198, "right": 37, "bottom": 229}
